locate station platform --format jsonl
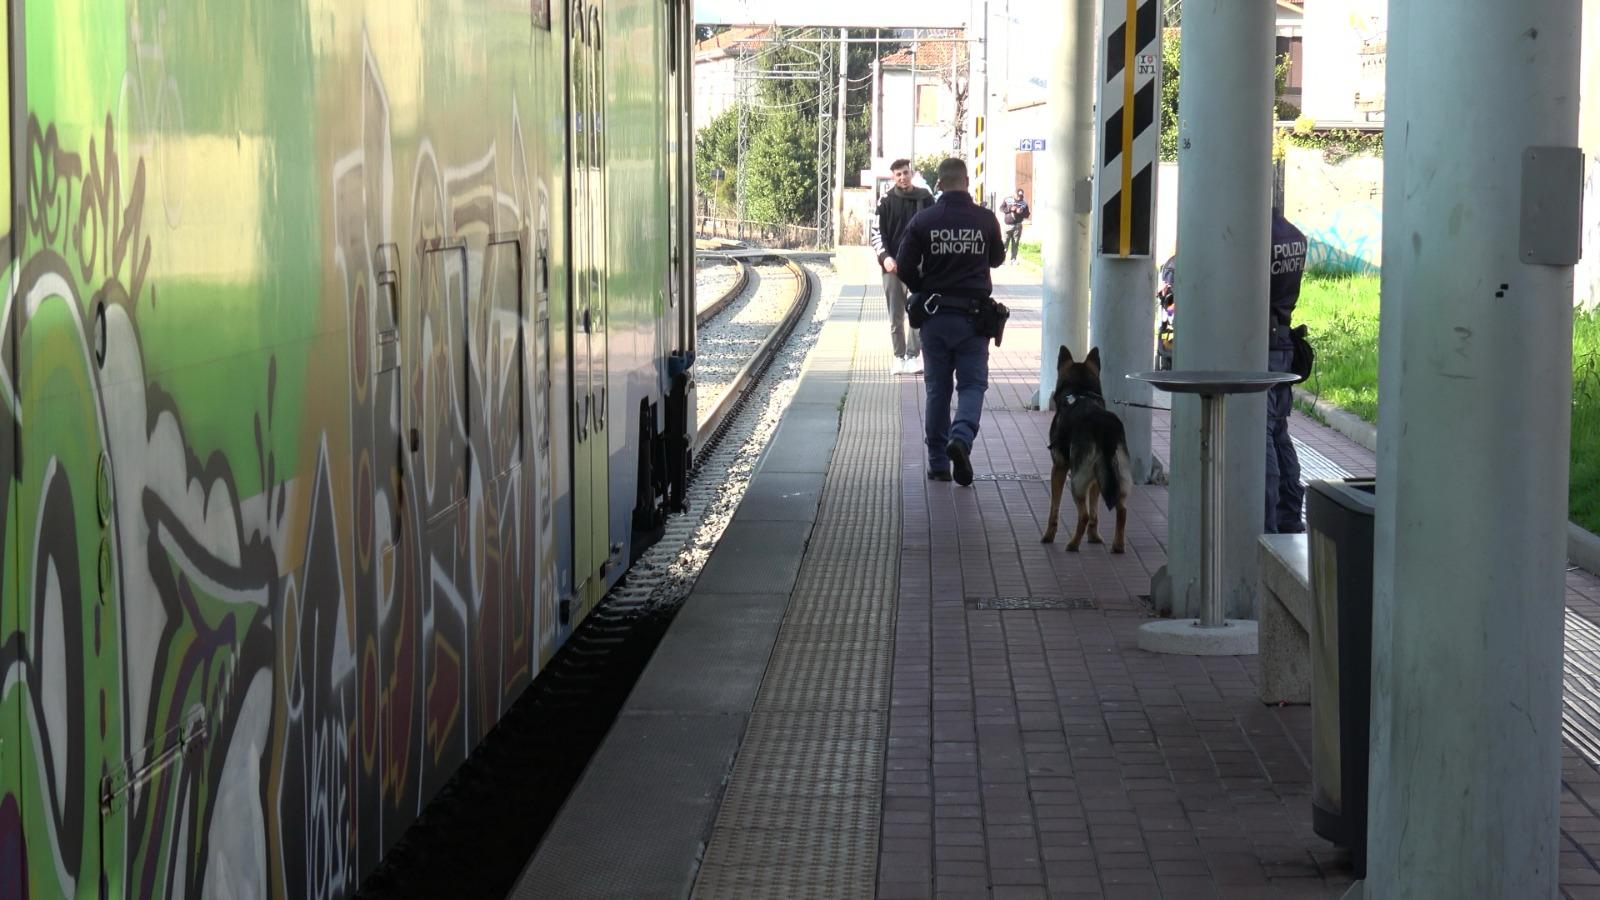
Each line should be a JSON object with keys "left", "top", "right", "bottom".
{"left": 516, "top": 249, "right": 1600, "bottom": 899}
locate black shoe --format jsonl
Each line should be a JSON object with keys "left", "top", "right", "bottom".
{"left": 946, "top": 439, "right": 973, "bottom": 486}
{"left": 927, "top": 469, "right": 952, "bottom": 482}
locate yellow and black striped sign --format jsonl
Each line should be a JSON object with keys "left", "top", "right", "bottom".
{"left": 973, "top": 115, "right": 986, "bottom": 204}
{"left": 1096, "top": 0, "right": 1160, "bottom": 257}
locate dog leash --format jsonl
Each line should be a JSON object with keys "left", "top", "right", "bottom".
{"left": 1112, "top": 400, "right": 1173, "bottom": 412}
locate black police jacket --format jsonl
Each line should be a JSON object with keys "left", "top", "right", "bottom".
{"left": 893, "top": 191, "right": 1005, "bottom": 299}
{"left": 1270, "top": 212, "right": 1307, "bottom": 335}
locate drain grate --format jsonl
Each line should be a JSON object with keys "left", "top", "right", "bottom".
{"left": 972, "top": 472, "right": 1045, "bottom": 482}
{"left": 966, "top": 596, "right": 1099, "bottom": 611}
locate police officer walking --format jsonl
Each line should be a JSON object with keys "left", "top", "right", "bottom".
{"left": 894, "top": 158, "right": 1006, "bottom": 486}
{"left": 1265, "top": 209, "right": 1308, "bottom": 533}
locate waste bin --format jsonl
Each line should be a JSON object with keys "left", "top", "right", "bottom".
{"left": 1306, "top": 477, "right": 1376, "bottom": 877}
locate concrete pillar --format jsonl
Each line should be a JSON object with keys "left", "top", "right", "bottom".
{"left": 1364, "top": 0, "right": 1580, "bottom": 894}
{"left": 1090, "top": 259, "right": 1155, "bottom": 482}
{"left": 1164, "top": 0, "right": 1274, "bottom": 618}
{"left": 1037, "top": 0, "right": 1095, "bottom": 406}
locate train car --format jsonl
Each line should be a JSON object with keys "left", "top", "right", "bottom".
{"left": 0, "top": 0, "right": 695, "bottom": 895}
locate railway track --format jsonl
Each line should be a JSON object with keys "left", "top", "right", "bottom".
{"left": 355, "top": 252, "right": 831, "bottom": 900}
{"left": 693, "top": 254, "right": 749, "bottom": 325}
{"left": 694, "top": 254, "right": 812, "bottom": 452}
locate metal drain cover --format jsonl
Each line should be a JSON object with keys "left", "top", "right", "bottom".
{"left": 972, "top": 473, "right": 1045, "bottom": 481}
{"left": 966, "top": 596, "right": 1099, "bottom": 610}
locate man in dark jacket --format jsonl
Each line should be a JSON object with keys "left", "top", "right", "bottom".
{"left": 1000, "top": 188, "right": 1030, "bottom": 262}
{"left": 895, "top": 157, "right": 1006, "bottom": 486}
{"left": 870, "top": 158, "right": 934, "bottom": 374}
{"left": 1265, "top": 210, "right": 1308, "bottom": 533}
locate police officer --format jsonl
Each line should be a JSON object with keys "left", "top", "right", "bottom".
{"left": 894, "top": 158, "right": 1006, "bottom": 486}
{"left": 1265, "top": 209, "right": 1308, "bottom": 533}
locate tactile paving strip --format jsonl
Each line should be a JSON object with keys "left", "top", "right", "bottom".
{"left": 1564, "top": 610, "right": 1600, "bottom": 767}
{"left": 1294, "top": 435, "right": 1352, "bottom": 484}
{"left": 693, "top": 291, "right": 897, "bottom": 899}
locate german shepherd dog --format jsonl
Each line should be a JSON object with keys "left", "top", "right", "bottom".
{"left": 1041, "top": 346, "right": 1133, "bottom": 553}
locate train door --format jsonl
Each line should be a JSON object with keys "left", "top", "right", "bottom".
{"left": 0, "top": 2, "right": 18, "bottom": 887}
{"left": 566, "top": 0, "right": 608, "bottom": 618}
{"left": 410, "top": 243, "right": 470, "bottom": 544}
{"left": 404, "top": 239, "right": 470, "bottom": 792}
{"left": 661, "top": 0, "right": 694, "bottom": 510}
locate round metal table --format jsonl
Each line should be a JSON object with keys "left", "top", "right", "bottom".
{"left": 1128, "top": 370, "right": 1300, "bottom": 654}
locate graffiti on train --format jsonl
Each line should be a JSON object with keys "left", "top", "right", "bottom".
{"left": 1, "top": 45, "right": 556, "bottom": 899}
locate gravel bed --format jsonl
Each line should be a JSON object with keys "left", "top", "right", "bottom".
{"left": 612, "top": 256, "right": 839, "bottom": 611}
{"left": 695, "top": 261, "right": 805, "bottom": 421}
{"left": 694, "top": 255, "right": 743, "bottom": 316}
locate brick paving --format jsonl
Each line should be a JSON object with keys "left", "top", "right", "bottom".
{"left": 879, "top": 268, "right": 1600, "bottom": 898}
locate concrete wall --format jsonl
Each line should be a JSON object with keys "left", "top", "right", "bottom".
{"left": 840, "top": 187, "right": 874, "bottom": 246}
{"left": 1283, "top": 145, "right": 1383, "bottom": 274}
{"left": 1156, "top": 162, "right": 1178, "bottom": 265}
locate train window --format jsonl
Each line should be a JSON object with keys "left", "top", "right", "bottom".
{"left": 533, "top": 0, "right": 551, "bottom": 30}
{"left": 486, "top": 240, "right": 526, "bottom": 474}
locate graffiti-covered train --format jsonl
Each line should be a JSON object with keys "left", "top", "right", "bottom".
{"left": 0, "top": 0, "right": 697, "bottom": 895}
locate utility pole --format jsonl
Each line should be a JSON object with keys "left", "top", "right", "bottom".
{"left": 909, "top": 38, "right": 919, "bottom": 170}
{"left": 1363, "top": 0, "right": 1581, "bottom": 895}
{"left": 835, "top": 27, "right": 848, "bottom": 246}
{"left": 972, "top": 0, "right": 985, "bottom": 206}
{"left": 950, "top": 39, "right": 961, "bottom": 153}
{"left": 871, "top": 31, "right": 882, "bottom": 160}
{"left": 1037, "top": 0, "right": 1095, "bottom": 407}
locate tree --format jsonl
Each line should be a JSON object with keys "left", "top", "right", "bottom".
{"left": 745, "top": 108, "right": 817, "bottom": 224}
{"left": 694, "top": 106, "right": 739, "bottom": 212}
{"left": 1160, "top": 30, "right": 1180, "bottom": 162}
{"left": 1157, "top": 31, "right": 1297, "bottom": 162}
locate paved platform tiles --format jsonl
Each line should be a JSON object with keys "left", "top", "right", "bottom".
{"left": 882, "top": 270, "right": 1600, "bottom": 900}
{"left": 520, "top": 251, "right": 1600, "bottom": 899}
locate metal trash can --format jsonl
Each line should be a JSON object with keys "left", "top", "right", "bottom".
{"left": 1306, "top": 477, "right": 1376, "bottom": 877}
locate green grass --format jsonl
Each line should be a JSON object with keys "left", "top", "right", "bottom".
{"left": 1017, "top": 241, "right": 1042, "bottom": 268}
{"left": 1293, "top": 273, "right": 1381, "bottom": 423}
{"left": 1295, "top": 271, "right": 1600, "bottom": 534}
{"left": 1570, "top": 314, "right": 1600, "bottom": 531}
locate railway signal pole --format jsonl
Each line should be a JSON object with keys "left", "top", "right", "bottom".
{"left": 1089, "top": 0, "right": 1160, "bottom": 483}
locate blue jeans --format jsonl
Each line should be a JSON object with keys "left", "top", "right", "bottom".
{"left": 920, "top": 311, "right": 990, "bottom": 471}
{"left": 1265, "top": 345, "right": 1304, "bottom": 533}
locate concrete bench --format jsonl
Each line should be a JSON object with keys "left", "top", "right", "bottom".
{"left": 1258, "top": 533, "right": 1311, "bottom": 704}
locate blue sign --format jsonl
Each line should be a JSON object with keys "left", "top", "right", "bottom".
{"left": 1019, "top": 138, "right": 1047, "bottom": 151}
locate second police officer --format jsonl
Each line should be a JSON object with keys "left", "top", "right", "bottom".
{"left": 894, "top": 157, "right": 1007, "bottom": 486}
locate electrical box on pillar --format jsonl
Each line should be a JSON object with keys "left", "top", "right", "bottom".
{"left": 1096, "top": 0, "right": 1160, "bottom": 258}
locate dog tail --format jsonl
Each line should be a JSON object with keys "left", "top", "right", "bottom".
{"left": 1097, "top": 422, "right": 1132, "bottom": 510}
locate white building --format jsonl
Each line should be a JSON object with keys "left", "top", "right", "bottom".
{"left": 1299, "top": 0, "right": 1386, "bottom": 125}
{"left": 871, "top": 34, "right": 969, "bottom": 171}
{"left": 692, "top": 25, "right": 769, "bottom": 133}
